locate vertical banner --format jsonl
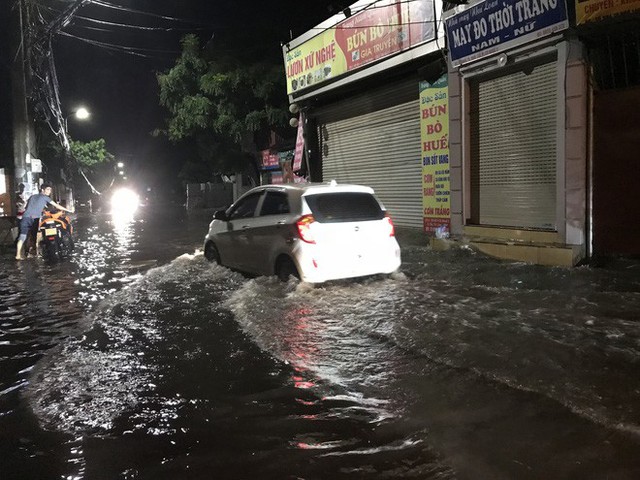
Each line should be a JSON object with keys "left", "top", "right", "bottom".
{"left": 293, "top": 113, "right": 304, "bottom": 171}
{"left": 420, "top": 75, "right": 450, "bottom": 234}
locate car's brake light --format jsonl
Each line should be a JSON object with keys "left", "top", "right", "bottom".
{"left": 384, "top": 213, "right": 395, "bottom": 237}
{"left": 296, "top": 215, "right": 316, "bottom": 243}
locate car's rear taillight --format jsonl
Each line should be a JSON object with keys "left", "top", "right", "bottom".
{"left": 384, "top": 213, "right": 395, "bottom": 237}
{"left": 296, "top": 215, "right": 316, "bottom": 243}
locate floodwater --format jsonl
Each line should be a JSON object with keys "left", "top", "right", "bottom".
{"left": 1, "top": 205, "right": 639, "bottom": 479}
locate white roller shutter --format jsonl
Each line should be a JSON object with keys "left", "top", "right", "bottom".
{"left": 318, "top": 100, "right": 422, "bottom": 228}
{"left": 470, "top": 60, "right": 558, "bottom": 230}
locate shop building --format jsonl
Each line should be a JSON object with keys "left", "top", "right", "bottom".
{"left": 284, "top": 0, "right": 639, "bottom": 265}
{"left": 444, "top": 0, "right": 590, "bottom": 265}
{"left": 445, "top": 0, "right": 640, "bottom": 264}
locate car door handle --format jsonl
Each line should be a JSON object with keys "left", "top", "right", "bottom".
{"left": 276, "top": 221, "right": 286, "bottom": 225}
{"left": 241, "top": 225, "right": 250, "bottom": 229}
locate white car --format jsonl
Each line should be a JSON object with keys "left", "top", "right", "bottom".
{"left": 203, "top": 182, "right": 401, "bottom": 284}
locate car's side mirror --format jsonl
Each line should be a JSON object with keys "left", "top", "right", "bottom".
{"left": 213, "top": 210, "right": 228, "bottom": 221}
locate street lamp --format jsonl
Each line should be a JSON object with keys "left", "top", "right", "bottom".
{"left": 62, "top": 106, "right": 91, "bottom": 203}
{"left": 64, "top": 107, "right": 91, "bottom": 131}
{"left": 74, "top": 107, "right": 90, "bottom": 120}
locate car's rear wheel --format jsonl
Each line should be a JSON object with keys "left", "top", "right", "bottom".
{"left": 204, "top": 241, "right": 221, "bottom": 264}
{"left": 276, "top": 256, "right": 299, "bottom": 282}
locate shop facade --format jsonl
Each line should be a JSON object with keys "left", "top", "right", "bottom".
{"left": 283, "top": 0, "right": 447, "bottom": 228}
{"left": 284, "top": 0, "right": 639, "bottom": 264}
{"left": 444, "top": 0, "right": 591, "bottom": 265}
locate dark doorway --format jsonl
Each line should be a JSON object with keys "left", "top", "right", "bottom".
{"left": 593, "top": 86, "right": 640, "bottom": 256}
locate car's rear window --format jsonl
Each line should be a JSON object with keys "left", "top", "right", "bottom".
{"left": 304, "top": 192, "right": 384, "bottom": 223}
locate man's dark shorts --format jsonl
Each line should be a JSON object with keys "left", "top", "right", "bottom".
{"left": 19, "top": 216, "right": 39, "bottom": 236}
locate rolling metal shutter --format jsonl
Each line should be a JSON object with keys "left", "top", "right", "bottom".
{"left": 470, "top": 61, "right": 557, "bottom": 230}
{"left": 315, "top": 80, "right": 422, "bottom": 228}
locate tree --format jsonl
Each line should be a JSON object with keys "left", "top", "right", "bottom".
{"left": 157, "top": 34, "right": 290, "bottom": 180}
{"left": 70, "top": 138, "right": 114, "bottom": 169}
{"left": 69, "top": 138, "right": 115, "bottom": 194}
{"left": 34, "top": 120, "right": 114, "bottom": 194}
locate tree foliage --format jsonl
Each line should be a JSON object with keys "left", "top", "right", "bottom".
{"left": 34, "top": 120, "right": 115, "bottom": 193}
{"left": 157, "top": 34, "right": 289, "bottom": 178}
{"left": 68, "top": 138, "right": 116, "bottom": 194}
{"left": 70, "top": 138, "right": 114, "bottom": 169}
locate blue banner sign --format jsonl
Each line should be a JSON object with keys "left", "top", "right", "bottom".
{"left": 444, "top": 0, "right": 568, "bottom": 67}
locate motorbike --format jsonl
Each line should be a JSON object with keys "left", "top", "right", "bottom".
{"left": 38, "top": 209, "right": 74, "bottom": 262}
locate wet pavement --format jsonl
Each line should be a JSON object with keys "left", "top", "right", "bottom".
{"left": 1, "top": 205, "right": 639, "bottom": 479}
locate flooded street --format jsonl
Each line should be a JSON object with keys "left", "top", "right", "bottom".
{"left": 1, "top": 205, "right": 639, "bottom": 479}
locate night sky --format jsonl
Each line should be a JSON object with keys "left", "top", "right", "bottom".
{"left": 52, "top": 0, "right": 340, "bottom": 189}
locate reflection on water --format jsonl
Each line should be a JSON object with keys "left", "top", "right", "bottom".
{"left": 1, "top": 207, "right": 640, "bottom": 479}
{"left": 110, "top": 214, "right": 136, "bottom": 243}
{"left": 224, "top": 277, "right": 404, "bottom": 424}
{"left": 110, "top": 207, "right": 138, "bottom": 241}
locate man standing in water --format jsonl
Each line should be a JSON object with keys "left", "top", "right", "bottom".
{"left": 15, "top": 183, "right": 74, "bottom": 260}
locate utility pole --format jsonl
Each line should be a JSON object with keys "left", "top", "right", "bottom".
{"left": 0, "top": 0, "right": 91, "bottom": 220}
{"left": 0, "top": 0, "right": 37, "bottom": 220}
{"left": 11, "top": 0, "right": 37, "bottom": 195}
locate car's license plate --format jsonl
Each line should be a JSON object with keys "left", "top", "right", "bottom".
{"left": 45, "top": 228, "right": 57, "bottom": 236}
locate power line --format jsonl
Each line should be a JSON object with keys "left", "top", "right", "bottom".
{"left": 38, "top": 3, "right": 209, "bottom": 32}
{"left": 58, "top": 31, "right": 180, "bottom": 58}
{"left": 90, "top": 0, "right": 216, "bottom": 27}
{"left": 33, "top": 0, "right": 213, "bottom": 62}
{"left": 45, "top": 0, "right": 92, "bottom": 37}
{"left": 71, "top": 14, "right": 208, "bottom": 32}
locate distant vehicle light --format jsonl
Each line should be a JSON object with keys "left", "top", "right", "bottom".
{"left": 111, "top": 188, "right": 139, "bottom": 217}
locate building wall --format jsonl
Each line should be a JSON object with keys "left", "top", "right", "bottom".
{"left": 4, "top": 0, "right": 37, "bottom": 194}
{"left": 448, "top": 64, "right": 464, "bottom": 236}
{"left": 564, "top": 58, "right": 589, "bottom": 248}
{"left": 0, "top": 1, "right": 15, "bottom": 173}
